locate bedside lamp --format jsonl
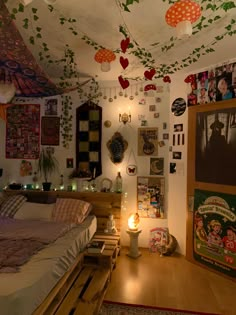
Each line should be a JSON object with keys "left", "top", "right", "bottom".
{"left": 126, "top": 212, "right": 142, "bottom": 259}
{"left": 128, "top": 213, "right": 140, "bottom": 231}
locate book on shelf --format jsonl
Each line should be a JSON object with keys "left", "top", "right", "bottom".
{"left": 87, "top": 240, "right": 105, "bottom": 253}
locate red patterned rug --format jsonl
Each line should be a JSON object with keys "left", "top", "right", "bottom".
{"left": 100, "top": 301, "right": 220, "bottom": 315}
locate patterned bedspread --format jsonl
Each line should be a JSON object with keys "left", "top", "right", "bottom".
{"left": 0, "top": 216, "right": 73, "bottom": 273}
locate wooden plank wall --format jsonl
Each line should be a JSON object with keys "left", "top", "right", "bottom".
{"left": 3, "top": 190, "right": 122, "bottom": 232}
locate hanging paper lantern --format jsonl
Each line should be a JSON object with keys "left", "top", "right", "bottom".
{"left": 165, "top": 0, "right": 201, "bottom": 39}
{"left": 94, "top": 49, "right": 116, "bottom": 72}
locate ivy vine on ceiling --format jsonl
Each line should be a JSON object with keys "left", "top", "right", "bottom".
{"left": 2, "top": 0, "right": 236, "bottom": 82}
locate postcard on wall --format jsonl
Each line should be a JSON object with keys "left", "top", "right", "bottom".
{"left": 137, "top": 176, "right": 165, "bottom": 218}
{"left": 193, "top": 189, "right": 236, "bottom": 278}
{"left": 137, "top": 127, "right": 158, "bottom": 156}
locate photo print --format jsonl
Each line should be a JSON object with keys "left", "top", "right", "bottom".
{"left": 149, "top": 105, "right": 156, "bottom": 111}
{"left": 163, "top": 133, "right": 169, "bottom": 140}
{"left": 172, "top": 151, "right": 182, "bottom": 159}
{"left": 174, "top": 123, "right": 183, "bottom": 132}
{"left": 154, "top": 112, "right": 160, "bottom": 118}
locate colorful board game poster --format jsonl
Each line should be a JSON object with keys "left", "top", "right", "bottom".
{"left": 6, "top": 104, "right": 40, "bottom": 159}
{"left": 193, "top": 189, "right": 236, "bottom": 278}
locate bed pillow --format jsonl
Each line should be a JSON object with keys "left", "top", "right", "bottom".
{"left": 51, "top": 198, "right": 92, "bottom": 224}
{"left": 14, "top": 202, "right": 55, "bottom": 221}
{"left": 0, "top": 194, "right": 27, "bottom": 217}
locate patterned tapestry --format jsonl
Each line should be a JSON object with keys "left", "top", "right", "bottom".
{"left": 0, "top": 0, "right": 62, "bottom": 97}
{"left": 6, "top": 104, "right": 40, "bottom": 159}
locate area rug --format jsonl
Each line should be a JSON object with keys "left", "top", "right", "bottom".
{"left": 100, "top": 301, "right": 220, "bottom": 315}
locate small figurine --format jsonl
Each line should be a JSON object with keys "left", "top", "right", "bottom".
{"left": 104, "top": 214, "right": 117, "bottom": 234}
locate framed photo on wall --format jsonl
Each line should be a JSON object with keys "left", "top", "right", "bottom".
{"left": 137, "top": 176, "right": 165, "bottom": 218}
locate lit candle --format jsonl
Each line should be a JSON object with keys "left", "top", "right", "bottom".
{"left": 93, "top": 167, "right": 96, "bottom": 179}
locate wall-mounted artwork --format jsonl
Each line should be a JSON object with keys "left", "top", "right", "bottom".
{"left": 107, "top": 132, "right": 128, "bottom": 164}
{"left": 41, "top": 116, "right": 60, "bottom": 146}
{"left": 6, "top": 104, "right": 40, "bottom": 159}
{"left": 193, "top": 189, "right": 236, "bottom": 278}
{"left": 171, "top": 98, "right": 186, "bottom": 116}
{"left": 150, "top": 157, "right": 164, "bottom": 175}
{"left": 137, "top": 176, "right": 165, "bottom": 218}
{"left": 195, "top": 107, "right": 236, "bottom": 186}
{"left": 137, "top": 127, "right": 158, "bottom": 156}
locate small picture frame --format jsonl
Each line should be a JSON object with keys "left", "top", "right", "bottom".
{"left": 173, "top": 151, "right": 182, "bottom": 159}
{"left": 174, "top": 123, "right": 183, "bottom": 132}
{"left": 163, "top": 133, "right": 169, "bottom": 140}
{"left": 66, "top": 158, "right": 74, "bottom": 168}
{"left": 149, "top": 105, "right": 156, "bottom": 111}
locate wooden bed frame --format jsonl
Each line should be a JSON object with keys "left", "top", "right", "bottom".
{"left": 3, "top": 190, "right": 122, "bottom": 315}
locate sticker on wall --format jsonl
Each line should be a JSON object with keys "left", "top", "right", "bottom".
{"left": 163, "top": 122, "right": 167, "bottom": 129}
{"left": 150, "top": 157, "right": 164, "bottom": 175}
{"left": 158, "top": 140, "right": 165, "bottom": 147}
{"left": 155, "top": 97, "right": 162, "bottom": 103}
{"left": 138, "top": 98, "right": 146, "bottom": 105}
{"left": 171, "top": 98, "right": 186, "bottom": 116}
{"left": 154, "top": 112, "right": 160, "bottom": 118}
{"left": 163, "top": 133, "right": 169, "bottom": 140}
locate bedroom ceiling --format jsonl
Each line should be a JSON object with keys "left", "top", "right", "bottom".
{"left": 1, "top": 0, "right": 236, "bottom": 95}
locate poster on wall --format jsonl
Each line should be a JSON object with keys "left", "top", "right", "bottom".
{"left": 193, "top": 189, "right": 236, "bottom": 278}
{"left": 137, "top": 127, "right": 158, "bottom": 156}
{"left": 137, "top": 176, "right": 165, "bottom": 218}
{"left": 187, "top": 61, "right": 236, "bottom": 106}
{"left": 41, "top": 116, "right": 60, "bottom": 145}
{"left": 6, "top": 104, "right": 40, "bottom": 159}
{"left": 195, "top": 107, "right": 236, "bottom": 186}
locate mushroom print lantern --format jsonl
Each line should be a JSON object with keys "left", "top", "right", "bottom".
{"left": 165, "top": 0, "right": 201, "bottom": 39}
{"left": 94, "top": 49, "right": 116, "bottom": 72}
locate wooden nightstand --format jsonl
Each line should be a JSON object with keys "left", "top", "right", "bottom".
{"left": 83, "top": 232, "right": 121, "bottom": 277}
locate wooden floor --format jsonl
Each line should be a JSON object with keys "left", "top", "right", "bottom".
{"left": 104, "top": 248, "right": 236, "bottom": 315}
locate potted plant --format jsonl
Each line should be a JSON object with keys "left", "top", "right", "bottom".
{"left": 37, "top": 147, "right": 59, "bottom": 191}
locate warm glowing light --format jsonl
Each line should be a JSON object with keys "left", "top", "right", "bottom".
{"left": 128, "top": 213, "right": 140, "bottom": 231}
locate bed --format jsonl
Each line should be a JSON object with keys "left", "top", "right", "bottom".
{"left": 0, "top": 191, "right": 122, "bottom": 315}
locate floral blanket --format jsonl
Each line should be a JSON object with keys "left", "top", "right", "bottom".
{"left": 0, "top": 216, "right": 72, "bottom": 273}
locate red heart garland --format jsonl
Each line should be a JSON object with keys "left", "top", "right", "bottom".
{"left": 120, "top": 37, "right": 130, "bottom": 53}
{"left": 163, "top": 75, "right": 171, "bottom": 83}
{"left": 144, "top": 68, "right": 156, "bottom": 80}
{"left": 120, "top": 56, "right": 129, "bottom": 70}
{"left": 118, "top": 75, "right": 130, "bottom": 89}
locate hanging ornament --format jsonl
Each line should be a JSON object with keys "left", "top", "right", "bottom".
{"left": 163, "top": 75, "right": 171, "bottom": 83}
{"left": 114, "top": 87, "right": 117, "bottom": 99}
{"left": 139, "top": 83, "right": 144, "bottom": 92}
{"left": 103, "top": 88, "right": 107, "bottom": 99}
{"left": 135, "top": 84, "right": 139, "bottom": 96}
{"left": 129, "top": 86, "right": 134, "bottom": 100}
{"left": 126, "top": 149, "right": 138, "bottom": 176}
{"left": 94, "top": 49, "right": 116, "bottom": 72}
{"left": 144, "top": 68, "right": 156, "bottom": 80}
{"left": 120, "top": 56, "right": 129, "bottom": 70}
{"left": 144, "top": 84, "right": 156, "bottom": 97}
{"left": 120, "top": 37, "right": 130, "bottom": 53}
{"left": 119, "top": 87, "right": 123, "bottom": 96}
{"left": 118, "top": 75, "right": 130, "bottom": 90}
{"left": 109, "top": 88, "right": 113, "bottom": 102}
{"left": 165, "top": 0, "right": 201, "bottom": 39}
